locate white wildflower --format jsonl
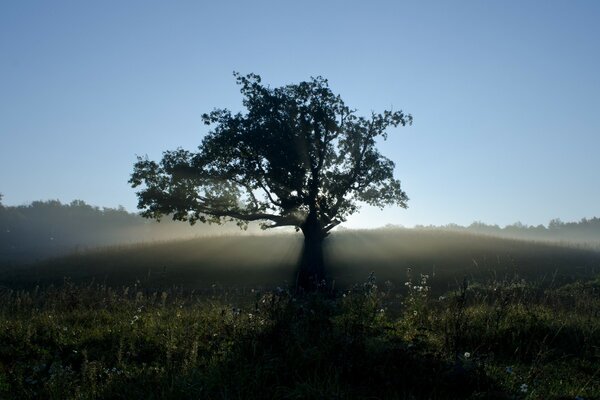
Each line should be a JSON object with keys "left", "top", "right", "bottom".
{"left": 520, "top": 383, "right": 528, "bottom": 393}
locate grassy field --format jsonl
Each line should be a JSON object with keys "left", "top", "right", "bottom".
{"left": 2, "top": 228, "right": 600, "bottom": 292}
{"left": 0, "top": 229, "right": 599, "bottom": 399}
{"left": 0, "top": 273, "right": 598, "bottom": 399}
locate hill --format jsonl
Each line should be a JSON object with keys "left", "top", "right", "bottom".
{"left": 3, "top": 228, "right": 599, "bottom": 293}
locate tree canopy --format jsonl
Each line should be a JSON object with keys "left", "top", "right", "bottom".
{"left": 130, "top": 72, "right": 412, "bottom": 238}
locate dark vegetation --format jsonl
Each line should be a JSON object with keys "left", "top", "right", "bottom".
{"left": 0, "top": 269, "right": 598, "bottom": 399}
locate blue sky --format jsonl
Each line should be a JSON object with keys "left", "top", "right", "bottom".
{"left": 1, "top": 1, "right": 599, "bottom": 229}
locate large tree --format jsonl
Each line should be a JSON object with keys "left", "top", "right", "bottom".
{"left": 130, "top": 73, "right": 411, "bottom": 289}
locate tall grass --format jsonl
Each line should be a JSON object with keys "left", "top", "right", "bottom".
{"left": 0, "top": 273, "right": 598, "bottom": 399}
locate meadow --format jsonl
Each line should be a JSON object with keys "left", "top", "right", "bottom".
{"left": 3, "top": 228, "right": 600, "bottom": 292}
{"left": 0, "top": 229, "right": 599, "bottom": 399}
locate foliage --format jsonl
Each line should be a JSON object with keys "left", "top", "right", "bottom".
{"left": 130, "top": 72, "right": 411, "bottom": 236}
{"left": 0, "top": 275, "right": 598, "bottom": 399}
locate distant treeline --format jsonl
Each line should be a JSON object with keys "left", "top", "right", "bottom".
{"left": 0, "top": 198, "right": 252, "bottom": 265}
{"left": 399, "top": 218, "right": 600, "bottom": 245}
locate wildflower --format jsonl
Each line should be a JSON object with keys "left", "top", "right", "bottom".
{"left": 248, "top": 313, "right": 253, "bottom": 319}
{"left": 505, "top": 366, "right": 513, "bottom": 374}
{"left": 520, "top": 383, "right": 528, "bottom": 393}
{"left": 379, "top": 308, "right": 385, "bottom": 313}
{"left": 438, "top": 296, "right": 446, "bottom": 301}
{"left": 413, "top": 310, "right": 418, "bottom": 316}
{"left": 463, "top": 352, "right": 471, "bottom": 359}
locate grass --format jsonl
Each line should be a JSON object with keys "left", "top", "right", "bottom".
{"left": 1, "top": 229, "right": 599, "bottom": 398}
{"left": 2, "top": 228, "right": 600, "bottom": 293}
{"left": 0, "top": 273, "right": 598, "bottom": 399}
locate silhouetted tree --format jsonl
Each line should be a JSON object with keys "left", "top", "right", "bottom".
{"left": 130, "top": 73, "right": 412, "bottom": 289}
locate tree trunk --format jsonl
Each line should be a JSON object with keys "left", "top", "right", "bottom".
{"left": 297, "top": 213, "right": 326, "bottom": 291}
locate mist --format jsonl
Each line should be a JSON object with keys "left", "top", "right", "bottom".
{"left": 2, "top": 198, "right": 600, "bottom": 269}
{"left": 0, "top": 199, "right": 267, "bottom": 265}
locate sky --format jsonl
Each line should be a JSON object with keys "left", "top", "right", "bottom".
{"left": 1, "top": 1, "right": 599, "bottom": 229}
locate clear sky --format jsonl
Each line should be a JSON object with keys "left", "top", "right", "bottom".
{"left": 1, "top": 1, "right": 599, "bottom": 229}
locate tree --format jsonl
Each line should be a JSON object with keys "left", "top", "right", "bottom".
{"left": 130, "top": 73, "right": 412, "bottom": 289}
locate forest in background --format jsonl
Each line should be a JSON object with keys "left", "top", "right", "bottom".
{"left": 410, "top": 218, "right": 600, "bottom": 245}
{"left": 0, "top": 198, "right": 258, "bottom": 265}
{"left": 1, "top": 198, "right": 600, "bottom": 266}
